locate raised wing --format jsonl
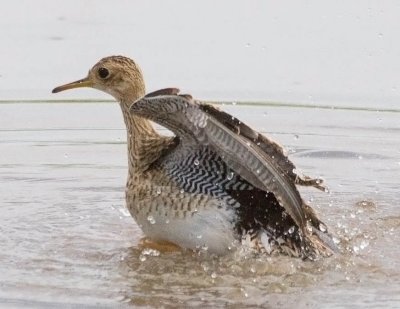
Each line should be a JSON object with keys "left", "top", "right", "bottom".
{"left": 130, "top": 90, "right": 308, "bottom": 232}
{"left": 199, "top": 104, "right": 326, "bottom": 191}
{"left": 144, "top": 89, "right": 325, "bottom": 191}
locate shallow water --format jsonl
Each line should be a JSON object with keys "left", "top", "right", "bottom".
{"left": 0, "top": 102, "right": 399, "bottom": 308}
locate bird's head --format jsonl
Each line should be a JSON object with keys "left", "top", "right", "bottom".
{"left": 52, "top": 55, "right": 146, "bottom": 103}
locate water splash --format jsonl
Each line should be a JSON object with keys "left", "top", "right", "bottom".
{"left": 147, "top": 215, "right": 156, "bottom": 224}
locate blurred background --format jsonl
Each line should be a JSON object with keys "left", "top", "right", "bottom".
{"left": 1, "top": 0, "right": 399, "bottom": 108}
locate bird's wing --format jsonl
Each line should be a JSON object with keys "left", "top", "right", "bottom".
{"left": 199, "top": 104, "right": 326, "bottom": 191}
{"left": 130, "top": 90, "right": 307, "bottom": 231}
{"left": 144, "top": 89, "right": 325, "bottom": 191}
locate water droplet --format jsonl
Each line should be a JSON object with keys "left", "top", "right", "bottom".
{"left": 360, "top": 240, "right": 369, "bottom": 250}
{"left": 256, "top": 169, "right": 260, "bottom": 174}
{"left": 211, "top": 272, "right": 217, "bottom": 279}
{"left": 119, "top": 207, "right": 130, "bottom": 217}
{"left": 358, "top": 155, "right": 363, "bottom": 160}
{"left": 227, "top": 171, "right": 234, "bottom": 180}
{"left": 139, "top": 255, "right": 147, "bottom": 262}
{"left": 180, "top": 189, "right": 185, "bottom": 194}
{"left": 319, "top": 223, "right": 327, "bottom": 232}
{"left": 194, "top": 159, "right": 199, "bottom": 166}
{"left": 156, "top": 187, "right": 161, "bottom": 195}
{"left": 293, "top": 134, "right": 299, "bottom": 140}
{"left": 147, "top": 215, "right": 156, "bottom": 224}
{"left": 196, "top": 234, "right": 203, "bottom": 239}
{"left": 288, "top": 226, "right": 295, "bottom": 234}
{"left": 142, "top": 248, "right": 160, "bottom": 257}
{"left": 245, "top": 43, "right": 251, "bottom": 48}
{"left": 165, "top": 219, "right": 170, "bottom": 224}
{"left": 201, "top": 264, "right": 209, "bottom": 272}
{"left": 64, "top": 153, "right": 68, "bottom": 158}
{"left": 232, "top": 101, "right": 237, "bottom": 106}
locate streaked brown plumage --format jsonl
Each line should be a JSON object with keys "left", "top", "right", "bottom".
{"left": 52, "top": 55, "right": 337, "bottom": 259}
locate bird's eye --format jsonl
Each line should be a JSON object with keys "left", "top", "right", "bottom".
{"left": 98, "top": 67, "right": 109, "bottom": 79}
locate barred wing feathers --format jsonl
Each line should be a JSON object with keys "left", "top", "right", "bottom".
{"left": 131, "top": 90, "right": 307, "bottom": 232}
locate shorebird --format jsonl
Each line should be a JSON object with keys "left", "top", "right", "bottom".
{"left": 52, "top": 56, "right": 336, "bottom": 259}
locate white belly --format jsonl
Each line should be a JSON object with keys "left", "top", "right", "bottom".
{"left": 135, "top": 205, "right": 238, "bottom": 255}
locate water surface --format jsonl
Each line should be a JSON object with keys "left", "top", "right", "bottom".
{"left": 0, "top": 102, "right": 399, "bottom": 308}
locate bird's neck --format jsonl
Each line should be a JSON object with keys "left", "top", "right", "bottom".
{"left": 119, "top": 100, "right": 159, "bottom": 177}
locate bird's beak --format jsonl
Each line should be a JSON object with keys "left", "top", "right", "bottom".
{"left": 52, "top": 77, "right": 93, "bottom": 93}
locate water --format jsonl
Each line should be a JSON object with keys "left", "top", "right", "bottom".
{"left": 0, "top": 102, "right": 399, "bottom": 308}
{"left": 1, "top": 1, "right": 400, "bottom": 307}
{"left": 2, "top": 1, "right": 400, "bottom": 108}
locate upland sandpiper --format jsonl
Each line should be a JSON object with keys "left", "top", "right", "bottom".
{"left": 52, "top": 56, "right": 336, "bottom": 259}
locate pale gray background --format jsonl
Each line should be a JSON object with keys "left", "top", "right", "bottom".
{"left": 1, "top": 0, "right": 399, "bottom": 108}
